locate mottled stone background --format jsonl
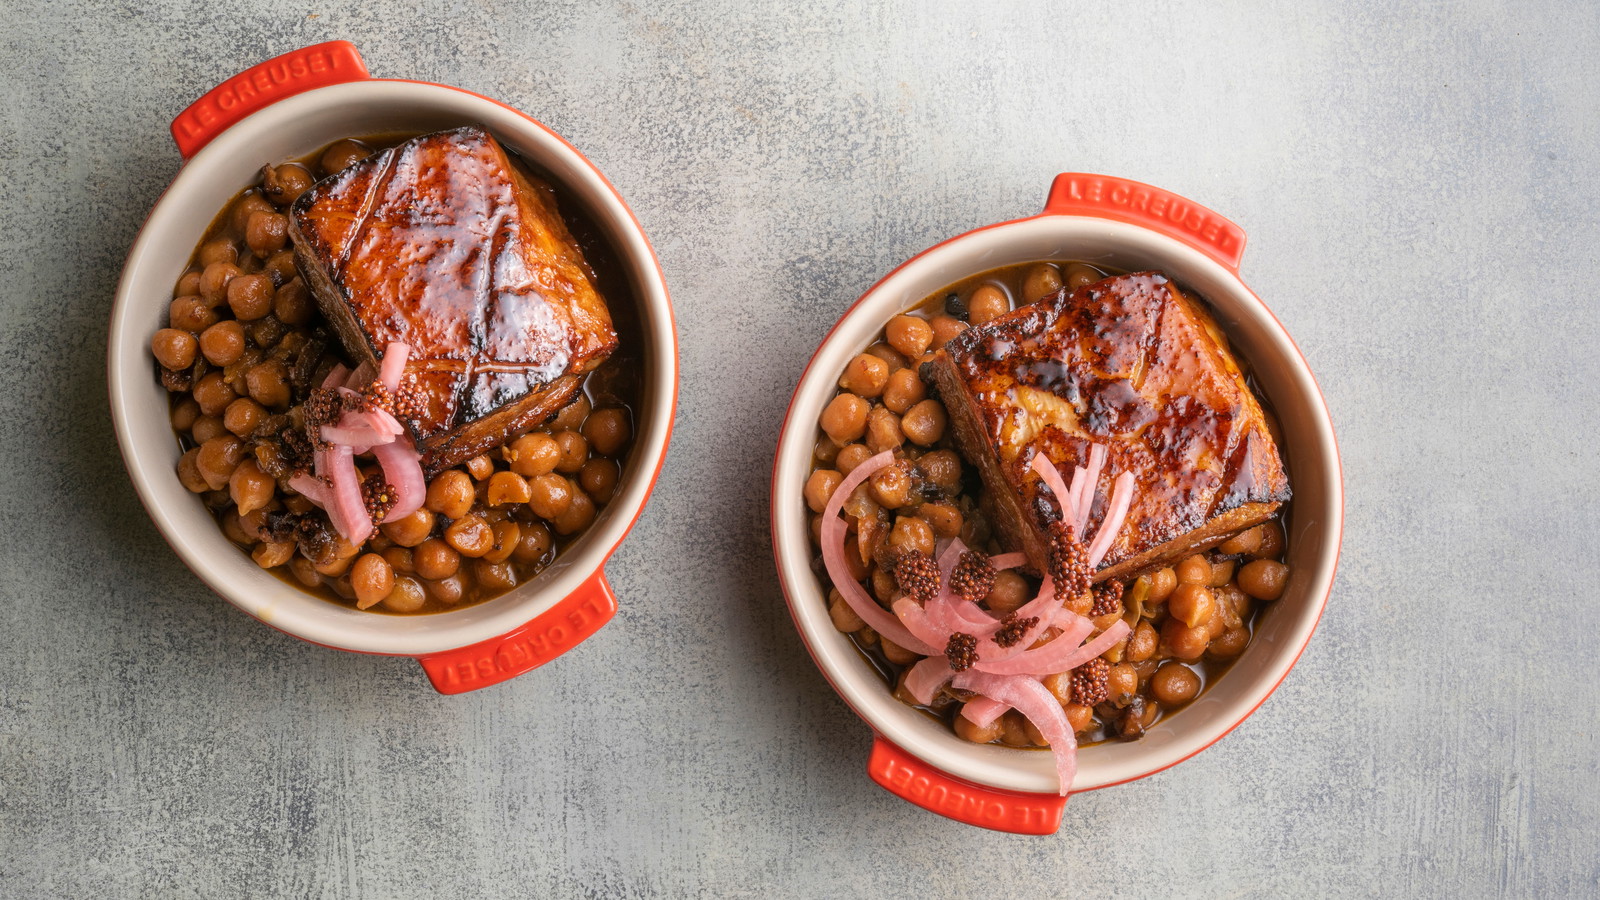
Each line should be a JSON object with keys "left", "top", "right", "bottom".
{"left": 2, "top": 1, "right": 1596, "bottom": 897}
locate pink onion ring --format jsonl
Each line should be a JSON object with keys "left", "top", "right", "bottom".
{"left": 378, "top": 341, "right": 410, "bottom": 392}
{"left": 372, "top": 438, "right": 426, "bottom": 521}
{"left": 976, "top": 618, "right": 1130, "bottom": 677}
{"left": 1075, "top": 443, "right": 1106, "bottom": 534}
{"left": 952, "top": 670, "right": 1078, "bottom": 795}
{"left": 960, "top": 695, "right": 1010, "bottom": 729}
{"left": 318, "top": 444, "right": 373, "bottom": 545}
{"left": 1086, "top": 470, "right": 1136, "bottom": 569}
{"left": 820, "top": 452, "right": 938, "bottom": 655}
{"left": 904, "top": 656, "right": 955, "bottom": 706}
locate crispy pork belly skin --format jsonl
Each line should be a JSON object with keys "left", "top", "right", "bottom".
{"left": 288, "top": 126, "right": 617, "bottom": 473}
{"left": 927, "top": 272, "right": 1290, "bottom": 582}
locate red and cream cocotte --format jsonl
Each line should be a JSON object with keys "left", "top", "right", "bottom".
{"left": 770, "top": 174, "right": 1342, "bottom": 834}
{"left": 108, "top": 42, "right": 676, "bottom": 693}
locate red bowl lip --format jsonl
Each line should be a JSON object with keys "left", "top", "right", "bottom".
{"left": 769, "top": 199, "right": 1344, "bottom": 795}
{"left": 107, "top": 76, "right": 679, "bottom": 659}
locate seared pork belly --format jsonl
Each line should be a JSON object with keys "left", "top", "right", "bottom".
{"left": 927, "top": 272, "right": 1290, "bottom": 582}
{"left": 288, "top": 126, "right": 617, "bottom": 473}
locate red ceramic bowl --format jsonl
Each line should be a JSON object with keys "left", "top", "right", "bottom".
{"left": 771, "top": 174, "right": 1342, "bottom": 833}
{"left": 107, "top": 42, "right": 677, "bottom": 693}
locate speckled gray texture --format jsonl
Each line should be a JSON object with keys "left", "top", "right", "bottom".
{"left": 2, "top": 1, "right": 1597, "bottom": 896}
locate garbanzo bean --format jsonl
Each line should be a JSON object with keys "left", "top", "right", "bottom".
{"left": 473, "top": 560, "right": 518, "bottom": 593}
{"left": 1219, "top": 525, "right": 1264, "bottom": 556}
{"left": 955, "top": 711, "right": 1004, "bottom": 744}
{"left": 1150, "top": 662, "right": 1201, "bottom": 705}
{"left": 550, "top": 395, "right": 591, "bottom": 432}
{"left": 1161, "top": 618, "right": 1210, "bottom": 661}
{"left": 196, "top": 435, "right": 245, "bottom": 490}
{"left": 864, "top": 406, "right": 903, "bottom": 453}
{"left": 1238, "top": 559, "right": 1289, "bottom": 601}
{"left": 226, "top": 273, "right": 274, "bottom": 321}
{"left": 482, "top": 519, "right": 522, "bottom": 564}
{"left": 900, "top": 399, "right": 946, "bottom": 446}
{"left": 444, "top": 515, "right": 494, "bottom": 558}
{"left": 839, "top": 353, "right": 889, "bottom": 398}
{"left": 382, "top": 577, "right": 427, "bottom": 613}
{"left": 828, "top": 588, "right": 865, "bottom": 633}
{"left": 553, "top": 431, "right": 588, "bottom": 474}
{"left": 351, "top": 554, "right": 395, "bottom": 609}
{"left": 884, "top": 315, "right": 933, "bottom": 359}
{"left": 425, "top": 573, "right": 466, "bottom": 606}
{"left": 528, "top": 473, "right": 573, "bottom": 520}
{"left": 228, "top": 458, "right": 273, "bottom": 516}
{"left": 864, "top": 342, "right": 909, "bottom": 371}
{"left": 169, "top": 296, "right": 219, "bottom": 333}
{"left": 552, "top": 487, "right": 595, "bottom": 534}
{"left": 245, "top": 359, "right": 291, "bottom": 409}
{"left": 380, "top": 507, "right": 434, "bottom": 548}
{"left": 198, "top": 239, "right": 237, "bottom": 267}
{"left": 222, "top": 398, "right": 265, "bottom": 438}
{"left": 170, "top": 397, "right": 201, "bottom": 433}
{"left": 1063, "top": 263, "right": 1101, "bottom": 290}
{"left": 176, "top": 448, "right": 208, "bottom": 493}
{"left": 834, "top": 443, "right": 871, "bottom": 474}
{"left": 425, "top": 470, "right": 474, "bottom": 519}
{"left": 487, "top": 470, "right": 532, "bottom": 506}
{"left": 967, "top": 283, "right": 1009, "bottom": 325}
{"left": 1148, "top": 567, "right": 1178, "bottom": 602}
{"left": 579, "top": 458, "right": 619, "bottom": 504}
{"left": 820, "top": 393, "right": 870, "bottom": 444}
{"left": 1254, "top": 522, "right": 1285, "bottom": 559}
{"left": 508, "top": 432, "right": 560, "bottom": 477}
{"left": 1175, "top": 554, "right": 1211, "bottom": 585}
{"left": 888, "top": 515, "right": 935, "bottom": 556}
{"left": 1208, "top": 626, "right": 1250, "bottom": 659}
{"left": 1168, "top": 583, "right": 1216, "bottom": 629}
{"left": 916, "top": 449, "right": 961, "bottom": 492}
{"left": 273, "top": 278, "right": 314, "bottom": 325}
{"left": 511, "top": 522, "right": 553, "bottom": 564}
{"left": 252, "top": 540, "right": 294, "bottom": 569}
{"left": 174, "top": 270, "right": 202, "bottom": 298}
{"left": 151, "top": 328, "right": 198, "bottom": 371}
{"left": 581, "top": 407, "right": 630, "bottom": 457}
{"left": 320, "top": 138, "right": 372, "bottom": 176}
{"left": 929, "top": 314, "right": 967, "bottom": 348}
{"left": 412, "top": 538, "right": 461, "bottom": 580}
{"left": 465, "top": 454, "right": 494, "bottom": 480}
{"left": 245, "top": 211, "right": 288, "bottom": 256}
{"left": 1126, "top": 621, "right": 1158, "bottom": 661}
{"left": 1020, "top": 263, "right": 1063, "bottom": 304}
{"left": 881, "top": 367, "right": 926, "bottom": 414}
{"left": 190, "top": 414, "right": 227, "bottom": 445}
{"left": 804, "top": 469, "right": 842, "bottom": 513}
{"left": 918, "top": 502, "right": 962, "bottom": 538}
{"left": 199, "top": 320, "right": 245, "bottom": 367}
{"left": 869, "top": 464, "right": 912, "bottom": 509}
{"left": 198, "top": 261, "right": 241, "bottom": 304}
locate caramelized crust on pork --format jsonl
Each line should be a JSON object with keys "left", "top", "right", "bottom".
{"left": 927, "top": 271, "right": 1290, "bottom": 582}
{"left": 289, "top": 125, "right": 617, "bottom": 473}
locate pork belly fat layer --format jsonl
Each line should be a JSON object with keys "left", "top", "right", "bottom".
{"left": 929, "top": 271, "right": 1290, "bottom": 581}
{"left": 288, "top": 125, "right": 617, "bottom": 472}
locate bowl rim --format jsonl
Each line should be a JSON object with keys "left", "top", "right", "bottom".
{"left": 770, "top": 207, "right": 1343, "bottom": 795}
{"left": 107, "top": 78, "right": 678, "bottom": 656}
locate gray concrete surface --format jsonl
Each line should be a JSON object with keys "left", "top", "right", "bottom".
{"left": 3, "top": 1, "right": 1597, "bottom": 897}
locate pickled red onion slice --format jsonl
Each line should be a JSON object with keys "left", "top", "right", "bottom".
{"left": 319, "top": 444, "right": 373, "bottom": 545}
{"left": 953, "top": 670, "right": 1078, "bottom": 796}
{"left": 289, "top": 472, "right": 328, "bottom": 506}
{"left": 960, "top": 695, "right": 1009, "bottom": 729}
{"left": 976, "top": 618, "right": 1130, "bottom": 677}
{"left": 378, "top": 341, "right": 409, "bottom": 392}
{"left": 989, "top": 552, "right": 1027, "bottom": 571}
{"left": 904, "top": 656, "right": 955, "bottom": 706}
{"left": 1086, "top": 470, "right": 1136, "bottom": 569}
{"left": 820, "top": 451, "right": 938, "bottom": 655}
{"left": 372, "top": 438, "right": 426, "bottom": 521}
{"left": 321, "top": 363, "right": 350, "bottom": 390}
{"left": 1030, "top": 452, "right": 1074, "bottom": 528}
{"left": 1075, "top": 443, "right": 1106, "bottom": 534}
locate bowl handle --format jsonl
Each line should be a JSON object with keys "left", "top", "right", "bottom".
{"left": 867, "top": 735, "right": 1067, "bottom": 834}
{"left": 170, "top": 41, "right": 371, "bottom": 160}
{"left": 1042, "top": 173, "right": 1248, "bottom": 271}
{"left": 416, "top": 571, "right": 618, "bottom": 694}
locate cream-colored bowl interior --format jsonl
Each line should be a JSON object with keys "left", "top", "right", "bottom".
{"left": 109, "top": 81, "right": 675, "bottom": 656}
{"left": 773, "top": 215, "right": 1340, "bottom": 794}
